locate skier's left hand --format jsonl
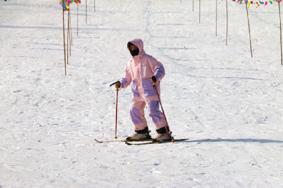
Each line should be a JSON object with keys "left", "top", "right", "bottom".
{"left": 151, "top": 76, "right": 157, "bottom": 84}
{"left": 115, "top": 81, "right": 121, "bottom": 89}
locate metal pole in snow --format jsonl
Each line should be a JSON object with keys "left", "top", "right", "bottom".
{"left": 226, "top": 0, "right": 228, "bottom": 46}
{"left": 68, "top": 11, "right": 72, "bottom": 57}
{"left": 199, "top": 0, "right": 201, "bottom": 23}
{"left": 77, "top": 5, "right": 79, "bottom": 36}
{"left": 62, "top": 6, "right": 67, "bottom": 75}
{"left": 245, "top": 4, "right": 253, "bottom": 58}
{"left": 216, "top": 0, "right": 218, "bottom": 36}
{"left": 279, "top": 1, "right": 283, "bottom": 65}
{"left": 86, "top": 0, "right": 88, "bottom": 24}
{"left": 67, "top": 11, "right": 70, "bottom": 64}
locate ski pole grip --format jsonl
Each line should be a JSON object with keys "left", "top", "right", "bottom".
{"left": 110, "top": 81, "right": 119, "bottom": 87}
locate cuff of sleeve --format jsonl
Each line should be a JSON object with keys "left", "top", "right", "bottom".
{"left": 154, "top": 74, "right": 162, "bottom": 81}
{"left": 120, "top": 78, "right": 127, "bottom": 88}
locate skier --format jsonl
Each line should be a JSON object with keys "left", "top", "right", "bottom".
{"left": 114, "top": 39, "right": 172, "bottom": 142}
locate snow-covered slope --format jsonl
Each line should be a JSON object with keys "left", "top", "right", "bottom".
{"left": 0, "top": 0, "right": 282, "bottom": 187}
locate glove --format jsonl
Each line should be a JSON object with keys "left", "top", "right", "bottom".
{"left": 115, "top": 81, "right": 121, "bottom": 89}
{"left": 151, "top": 76, "right": 157, "bottom": 84}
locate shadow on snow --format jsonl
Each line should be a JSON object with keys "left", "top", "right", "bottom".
{"left": 180, "top": 138, "right": 283, "bottom": 144}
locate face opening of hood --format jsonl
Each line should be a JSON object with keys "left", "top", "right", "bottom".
{"left": 127, "top": 39, "right": 144, "bottom": 57}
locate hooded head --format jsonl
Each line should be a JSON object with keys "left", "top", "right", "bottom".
{"left": 127, "top": 39, "right": 144, "bottom": 57}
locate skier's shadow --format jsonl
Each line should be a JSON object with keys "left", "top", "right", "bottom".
{"left": 178, "top": 138, "right": 283, "bottom": 144}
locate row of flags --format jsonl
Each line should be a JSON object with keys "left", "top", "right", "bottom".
{"left": 58, "top": 0, "right": 281, "bottom": 10}
{"left": 59, "top": 0, "right": 81, "bottom": 11}
{"left": 232, "top": 0, "right": 282, "bottom": 8}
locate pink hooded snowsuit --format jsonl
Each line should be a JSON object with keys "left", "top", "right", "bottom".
{"left": 120, "top": 39, "right": 167, "bottom": 131}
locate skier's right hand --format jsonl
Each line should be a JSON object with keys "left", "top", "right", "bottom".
{"left": 115, "top": 81, "right": 121, "bottom": 89}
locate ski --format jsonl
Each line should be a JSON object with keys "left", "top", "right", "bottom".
{"left": 94, "top": 138, "right": 153, "bottom": 144}
{"left": 125, "top": 138, "right": 190, "bottom": 145}
{"left": 125, "top": 140, "right": 157, "bottom": 145}
{"left": 94, "top": 138, "right": 127, "bottom": 143}
{"left": 95, "top": 138, "right": 190, "bottom": 145}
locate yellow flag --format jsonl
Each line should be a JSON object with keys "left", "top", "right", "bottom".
{"left": 247, "top": 0, "right": 251, "bottom": 8}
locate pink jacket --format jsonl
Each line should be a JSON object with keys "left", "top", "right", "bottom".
{"left": 121, "top": 39, "right": 165, "bottom": 101}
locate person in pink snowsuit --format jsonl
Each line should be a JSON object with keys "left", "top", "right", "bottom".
{"left": 115, "top": 39, "right": 172, "bottom": 142}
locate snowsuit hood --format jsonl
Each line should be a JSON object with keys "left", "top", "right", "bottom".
{"left": 128, "top": 39, "right": 145, "bottom": 56}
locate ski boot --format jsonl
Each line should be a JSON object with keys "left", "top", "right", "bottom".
{"left": 154, "top": 127, "right": 173, "bottom": 143}
{"left": 126, "top": 127, "right": 152, "bottom": 141}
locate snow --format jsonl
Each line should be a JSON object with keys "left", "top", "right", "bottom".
{"left": 0, "top": 0, "right": 283, "bottom": 187}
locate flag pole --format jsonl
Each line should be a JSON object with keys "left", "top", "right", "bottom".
{"left": 226, "top": 0, "right": 228, "bottom": 46}
{"left": 86, "top": 0, "right": 88, "bottom": 24}
{"left": 279, "top": 1, "right": 283, "bottom": 65}
{"left": 68, "top": 10, "right": 72, "bottom": 57}
{"left": 216, "top": 0, "right": 218, "bottom": 36}
{"left": 67, "top": 10, "right": 70, "bottom": 64}
{"left": 245, "top": 3, "right": 253, "bottom": 58}
{"left": 62, "top": 4, "right": 67, "bottom": 75}
{"left": 77, "top": 5, "right": 79, "bottom": 36}
{"left": 199, "top": 0, "right": 201, "bottom": 23}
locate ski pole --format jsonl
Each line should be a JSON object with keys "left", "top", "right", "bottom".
{"left": 110, "top": 81, "right": 120, "bottom": 139}
{"left": 152, "top": 84, "right": 174, "bottom": 141}
{"left": 114, "top": 87, "right": 119, "bottom": 139}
